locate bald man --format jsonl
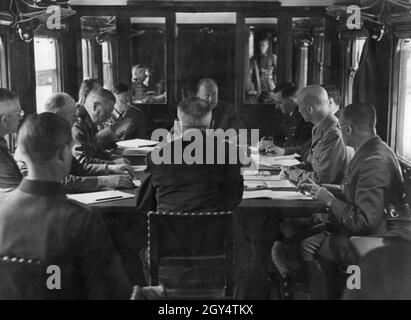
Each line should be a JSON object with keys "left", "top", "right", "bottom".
{"left": 72, "top": 88, "right": 130, "bottom": 169}
{"left": 299, "top": 103, "right": 405, "bottom": 299}
{"left": 284, "top": 85, "right": 347, "bottom": 185}
{"left": 0, "top": 88, "right": 23, "bottom": 193}
{"left": 14, "top": 93, "right": 134, "bottom": 193}
{"left": 197, "top": 78, "right": 244, "bottom": 132}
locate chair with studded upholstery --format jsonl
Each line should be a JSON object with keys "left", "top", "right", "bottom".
{"left": 147, "top": 210, "right": 235, "bottom": 299}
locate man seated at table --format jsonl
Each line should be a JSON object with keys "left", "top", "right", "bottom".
{"left": 0, "top": 88, "right": 23, "bottom": 193}
{"left": 72, "top": 87, "right": 130, "bottom": 168}
{"left": 137, "top": 96, "right": 244, "bottom": 213}
{"left": 299, "top": 102, "right": 405, "bottom": 299}
{"left": 284, "top": 85, "right": 347, "bottom": 185}
{"left": 14, "top": 93, "right": 134, "bottom": 193}
{"left": 323, "top": 84, "right": 343, "bottom": 117}
{"left": 0, "top": 112, "right": 134, "bottom": 299}
{"left": 97, "top": 83, "right": 147, "bottom": 148}
{"left": 258, "top": 82, "right": 313, "bottom": 157}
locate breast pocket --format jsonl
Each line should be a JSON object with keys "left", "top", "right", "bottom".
{"left": 343, "top": 174, "right": 357, "bottom": 203}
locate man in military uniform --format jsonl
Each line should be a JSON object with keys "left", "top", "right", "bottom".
{"left": 131, "top": 65, "right": 149, "bottom": 104}
{"left": 258, "top": 82, "right": 313, "bottom": 157}
{"left": 0, "top": 113, "right": 133, "bottom": 299}
{"left": 72, "top": 87, "right": 130, "bottom": 168}
{"left": 97, "top": 83, "right": 147, "bottom": 148}
{"left": 323, "top": 84, "right": 343, "bottom": 117}
{"left": 0, "top": 88, "right": 23, "bottom": 193}
{"left": 284, "top": 85, "right": 347, "bottom": 185}
{"left": 249, "top": 38, "right": 277, "bottom": 103}
{"left": 300, "top": 102, "right": 405, "bottom": 299}
{"left": 14, "top": 93, "right": 134, "bottom": 193}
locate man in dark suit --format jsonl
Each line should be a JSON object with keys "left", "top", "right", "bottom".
{"left": 14, "top": 93, "right": 135, "bottom": 193}
{"left": 0, "top": 113, "right": 133, "bottom": 299}
{"left": 137, "top": 96, "right": 244, "bottom": 213}
{"left": 0, "top": 88, "right": 23, "bottom": 193}
{"left": 197, "top": 78, "right": 245, "bottom": 132}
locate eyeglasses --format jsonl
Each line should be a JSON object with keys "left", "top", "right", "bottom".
{"left": 0, "top": 110, "right": 25, "bottom": 119}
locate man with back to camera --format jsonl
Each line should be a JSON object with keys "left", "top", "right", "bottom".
{"left": 0, "top": 88, "right": 23, "bottom": 193}
{"left": 299, "top": 102, "right": 405, "bottom": 299}
{"left": 14, "top": 93, "right": 135, "bottom": 193}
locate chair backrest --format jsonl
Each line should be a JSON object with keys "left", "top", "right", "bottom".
{"left": 0, "top": 255, "right": 47, "bottom": 300}
{"left": 147, "top": 211, "right": 234, "bottom": 299}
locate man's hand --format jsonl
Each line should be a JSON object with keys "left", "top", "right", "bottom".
{"left": 257, "top": 138, "right": 274, "bottom": 152}
{"left": 111, "top": 157, "right": 130, "bottom": 165}
{"left": 283, "top": 166, "right": 302, "bottom": 183}
{"left": 98, "top": 175, "right": 135, "bottom": 189}
{"left": 299, "top": 182, "right": 336, "bottom": 207}
{"left": 266, "top": 145, "right": 285, "bottom": 155}
{"left": 108, "top": 164, "right": 135, "bottom": 178}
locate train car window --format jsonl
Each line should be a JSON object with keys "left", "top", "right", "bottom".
{"left": 102, "top": 41, "right": 114, "bottom": 89}
{"left": 130, "top": 17, "right": 166, "bottom": 104}
{"left": 176, "top": 12, "right": 236, "bottom": 103}
{"left": 81, "top": 16, "right": 117, "bottom": 84}
{"left": 395, "top": 38, "right": 411, "bottom": 162}
{"left": 0, "top": 35, "right": 7, "bottom": 88}
{"left": 244, "top": 17, "right": 278, "bottom": 104}
{"left": 292, "top": 17, "right": 326, "bottom": 89}
{"left": 33, "top": 37, "right": 60, "bottom": 113}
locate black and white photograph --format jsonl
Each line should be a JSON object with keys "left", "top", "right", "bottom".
{"left": 0, "top": 0, "right": 411, "bottom": 306}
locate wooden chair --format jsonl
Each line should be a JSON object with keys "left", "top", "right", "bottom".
{"left": 0, "top": 255, "right": 47, "bottom": 300}
{"left": 147, "top": 211, "right": 234, "bottom": 299}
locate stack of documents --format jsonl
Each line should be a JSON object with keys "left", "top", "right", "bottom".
{"left": 251, "top": 153, "right": 301, "bottom": 168}
{"left": 243, "top": 190, "right": 312, "bottom": 200}
{"left": 244, "top": 180, "right": 296, "bottom": 190}
{"left": 67, "top": 190, "right": 135, "bottom": 205}
{"left": 117, "top": 139, "right": 159, "bottom": 155}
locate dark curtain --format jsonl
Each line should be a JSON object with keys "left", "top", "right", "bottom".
{"left": 353, "top": 35, "right": 392, "bottom": 141}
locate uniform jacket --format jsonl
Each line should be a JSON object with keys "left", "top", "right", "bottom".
{"left": 291, "top": 112, "right": 347, "bottom": 184}
{"left": 72, "top": 105, "right": 113, "bottom": 167}
{"left": 136, "top": 130, "right": 244, "bottom": 213}
{"left": 0, "top": 137, "right": 22, "bottom": 193}
{"left": 212, "top": 101, "right": 245, "bottom": 132}
{"left": 330, "top": 136, "right": 404, "bottom": 236}
{"left": 281, "top": 108, "right": 313, "bottom": 155}
{"left": 0, "top": 179, "right": 132, "bottom": 299}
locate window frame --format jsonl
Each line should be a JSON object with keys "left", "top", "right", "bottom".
{"left": 0, "top": 34, "right": 8, "bottom": 88}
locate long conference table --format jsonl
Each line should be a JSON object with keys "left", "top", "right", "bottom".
{"left": 84, "top": 181, "right": 325, "bottom": 299}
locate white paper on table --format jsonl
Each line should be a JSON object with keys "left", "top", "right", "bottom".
{"left": 251, "top": 153, "right": 301, "bottom": 167}
{"left": 67, "top": 190, "right": 135, "bottom": 205}
{"left": 244, "top": 175, "right": 283, "bottom": 181}
{"left": 243, "top": 190, "right": 312, "bottom": 200}
{"left": 116, "top": 138, "right": 159, "bottom": 149}
{"left": 265, "top": 180, "right": 296, "bottom": 189}
{"left": 242, "top": 170, "right": 272, "bottom": 176}
{"left": 244, "top": 181, "right": 267, "bottom": 189}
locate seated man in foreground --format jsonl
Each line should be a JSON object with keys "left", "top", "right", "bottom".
{"left": 0, "top": 113, "right": 133, "bottom": 299}
{"left": 300, "top": 102, "right": 405, "bottom": 299}
{"left": 137, "top": 96, "right": 244, "bottom": 213}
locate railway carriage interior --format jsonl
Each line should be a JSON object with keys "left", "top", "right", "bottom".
{"left": 1, "top": 0, "right": 411, "bottom": 301}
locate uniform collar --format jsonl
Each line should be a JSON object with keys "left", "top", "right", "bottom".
{"left": 76, "top": 105, "right": 98, "bottom": 135}
{"left": 347, "top": 136, "right": 382, "bottom": 172}
{"left": 18, "top": 178, "right": 65, "bottom": 196}
{"left": 312, "top": 112, "right": 338, "bottom": 143}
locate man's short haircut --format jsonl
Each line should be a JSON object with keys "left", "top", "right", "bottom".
{"left": 132, "top": 64, "right": 145, "bottom": 72}
{"left": 44, "top": 93, "right": 73, "bottom": 112}
{"left": 0, "top": 88, "right": 18, "bottom": 103}
{"left": 197, "top": 78, "right": 218, "bottom": 91}
{"left": 178, "top": 96, "right": 211, "bottom": 127}
{"left": 78, "top": 79, "right": 100, "bottom": 105}
{"left": 86, "top": 87, "right": 116, "bottom": 105}
{"left": 323, "top": 84, "right": 342, "bottom": 106}
{"left": 342, "top": 102, "right": 376, "bottom": 132}
{"left": 274, "top": 82, "right": 298, "bottom": 99}
{"left": 259, "top": 37, "right": 269, "bottom": 43}
{"left": 18, "top": 113, "right": 72, "bottom": 163}
{"left": 112, "top": 83, "right": 129, "bottom": 95}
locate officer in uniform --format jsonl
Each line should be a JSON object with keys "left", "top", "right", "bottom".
{"left": 131, "top": 65, "right": 149, "bottom": 103}
{"left": 284, "top": 85, "right": 347, "bottom": 185}
{"left": 0, "top": 88, "right": 23, "bottom": 193}
{"left": 300, "top": 102, "right": 405, "bottom": 299}
{"left": 72, "top": 87, "right": 130, "bottom": 168}
{"left": 258, "top": 82, "right": 313, "bottom": 157}
{"left": 249, "top": 38, "right": 277, "bottom": 103}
